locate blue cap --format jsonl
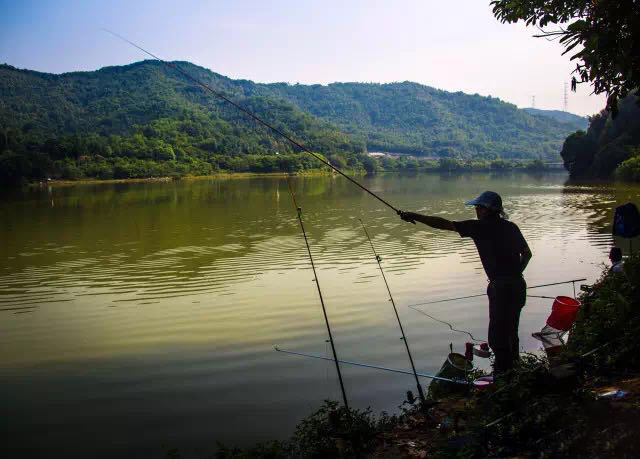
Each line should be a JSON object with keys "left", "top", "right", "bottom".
{"left": 465, "top": 191, "right": 503, "bottom": 212}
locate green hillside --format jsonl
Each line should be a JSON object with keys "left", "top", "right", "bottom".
{"left": 263, "top": 81, "right": 578, "bottom": 159}
{"left": 0, "top": 60, "right": 580, "bottom": 184}
{"left": 522, "top": 108, "right": 588, "bottom": 131}
{"left": 0, "top": 61, "right": 363, "bottom": 156}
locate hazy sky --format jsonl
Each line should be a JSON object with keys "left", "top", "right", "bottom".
{"left": 1, "top": 0, "right": 605, "bottom": 116}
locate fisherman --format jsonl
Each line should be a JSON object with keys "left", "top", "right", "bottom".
{"left": 399, "top": 191, "right": 532, "bottom": 376}
{"left": 609, "top": 247, "right": 623, "bottom": 273}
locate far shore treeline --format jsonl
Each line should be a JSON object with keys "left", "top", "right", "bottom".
{"left": 561, "top": 93, "right": 640, "bottom": 181}
{"left": 1, "top": 60, "right": 637, "bottom": 186}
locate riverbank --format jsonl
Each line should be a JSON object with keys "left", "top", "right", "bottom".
{"left": 30, "top": 166, "right": 566, "bottom": 189}
{"left": 214, "top": 253, "right": 640, "bottom": 458}
{"left": 4, "top": 154, "right": 562, "bottom": 190}
{"left": 30, "top": 171, "right": 333, "bottom": 188}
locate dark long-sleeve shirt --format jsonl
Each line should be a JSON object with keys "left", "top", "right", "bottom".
{"left": 453, "top": 217, "right": 529, "bottom": 280}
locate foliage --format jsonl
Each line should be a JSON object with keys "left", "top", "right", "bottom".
{"left": 524, "top": 159, "right": 547, "bottom": 171}
{"left": 616, "top": 154, "right": 640, "bottom": 182}
{"left": 213, "top": 400, "right": 397, "bottom": 459}
{"left": 491, "top": 0, "right": 640, "bottom": 116}
{"left": 522, "top": 108, "right": 588, "bottom": 130}
{"left": 266, "top": 81, "right": 577, "bottom": 161}
{"left": 564, "top": 253, "right": 640, "bottom": 372}
{"left": 0, "top": 61, "right": 581, "bottom": 185}
{"left": 561, "top": 94, "right": 640, "bottom": 178}
{"left": 560, "top": 130, "right": 596, "bottom": 177}
{"left": 290, "top": 400, "right": 396, "bottom": 457}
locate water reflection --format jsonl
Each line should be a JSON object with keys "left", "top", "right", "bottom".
{"left": 1, "top": 173, "right": 639, "bottom": 457}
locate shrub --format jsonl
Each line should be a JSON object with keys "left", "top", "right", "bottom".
{"left": 61, "top": 162, "right": 81, "bottom": 180}
{"left": 615, "top": 155, "right": 640, "bottom": 181}
{"left": 214, "top": 400, "right": 397, "bottom": 458}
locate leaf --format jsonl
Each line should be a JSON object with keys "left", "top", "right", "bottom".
{"left": 567, "top": 20, "right": 588, "bottom": 33}
{"left": 561, "top": 41, "right": 582, "bottom": 56}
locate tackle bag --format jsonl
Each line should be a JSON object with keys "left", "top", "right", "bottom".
{"left": 612, "top": 202, "right": 640, "bottom": 238}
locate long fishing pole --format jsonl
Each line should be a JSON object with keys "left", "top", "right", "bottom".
{"left": 407, "top": 278, "right": 587, "bottom": 308}
{"left": 358, "top": 219, "right": 427, "bottom": 406}
{"left": 275, "top": 347, "right": 469, "bottom": 385}
{"left": 285, "top": 177, "right": 349, "bottom": 410}
{"left": 104, "top": 29, "right": 399, "bottom": 214}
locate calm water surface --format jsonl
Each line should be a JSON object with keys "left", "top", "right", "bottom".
{"left": 2, "top": 173, "right": 639, "bottom": 457}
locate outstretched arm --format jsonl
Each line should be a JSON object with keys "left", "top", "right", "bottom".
{"left": 399, "top": 211, "right": 456, "bottom": 232}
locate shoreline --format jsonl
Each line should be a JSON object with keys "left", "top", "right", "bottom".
{"left": 32, "top": 168, "right": 568, "bottom": 188}
{"left": 31, "top": 170, "right": 337, "bottom": 188}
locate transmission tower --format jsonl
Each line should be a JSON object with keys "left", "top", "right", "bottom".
{"left": 563, "top": 83, "right": 568, "bottom": 112}
{"left": 532, "top": 95, "right": 536, "bottom": 108}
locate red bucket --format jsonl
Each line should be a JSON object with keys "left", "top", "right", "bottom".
{"left": 546, "top": 296, "right": 581, "bottom": 331}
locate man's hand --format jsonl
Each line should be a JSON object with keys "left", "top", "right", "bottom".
{"left": 398, "top": 211, "right": 417, "bottom": 224}
{"left": 398, "top": 211, "right": 456, "bottom": 231}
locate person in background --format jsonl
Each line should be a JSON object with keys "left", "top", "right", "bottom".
{"left": 609, "top": 247, "right": 623, "bottom": 273}
{"left": 399, "top": 191, "right": 532, "bottom": 376}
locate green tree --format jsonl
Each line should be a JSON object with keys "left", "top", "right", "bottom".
{"left": 616, "top": 155, "right": 640, "bottom": 181}
{"left": 560, "top": 94, "right": 640, "bottom": 178}
{"left": 360, "top": 155, "right": 380, "bottom": 175}
{"left": 438, "top": 157, "right": 463, "bottom": 172}
{"left": 491, "top": 0, "right": 640, "bottom": 115}
{"left": 560, "top": 130, "right": 596, "bottom": 177}
{"left": 328, "top": 153, "right": 347, "bottom": 170}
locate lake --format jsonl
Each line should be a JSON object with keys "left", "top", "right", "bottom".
{"left": 2, "top": 172, "right": 638, "bottom": 458}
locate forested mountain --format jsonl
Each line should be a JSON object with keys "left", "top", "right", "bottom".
{"left": 0, "top": 61, "right": 363, "bottom": 157}
{"left": 560, "top": 94, "right": 640, "bottom": 180}
{"left": 1, "top": 60, "right": 581, "bottom": 184}
{"left": 522, "top": 108, "right": 588, "bottom": 131}
{"left": 263, "top": 82, "right": 577, "bottom": 159}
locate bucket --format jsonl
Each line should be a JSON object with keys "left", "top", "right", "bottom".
{"left": 546, "top": 296, "right": 581, "bottom": 331}
{"left": 427, "top": 353, "right": 473, "bottom": 399}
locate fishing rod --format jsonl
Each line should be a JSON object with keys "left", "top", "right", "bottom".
{"left": 358, "top": 218, "right": 427, "bottom": 406}
{"left": 275, "top": 347, "right": 469, "bottom": 385}
{"left": 285, "top": 177, "right": 349, "bottom": 410}
{"left": 104, "top": 29, "right": 399, "bottom": 214}
{"left": 407, "top": 278, "right": 587, "bottom": 308}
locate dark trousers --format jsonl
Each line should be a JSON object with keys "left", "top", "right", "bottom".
{"left": 487, "top": 276, "right": 527, "bottom": 375}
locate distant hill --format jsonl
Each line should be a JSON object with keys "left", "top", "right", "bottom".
{"left": 0, "top": 60, "right": 585, "bottom": 183}
{"left": 263, "top": 82, "right": 581, "bottom": 160}
{"left": 522, "top": 108, "right": 589, "bottom": 131}
{"left": 0, "top": 61, "right": 363, "bottom": 157}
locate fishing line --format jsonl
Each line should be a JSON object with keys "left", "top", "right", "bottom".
{"left": 407, "top": 278, "right": 586, "bottom": 308}
{"left": 358, "top": 218, "right": 427, "bottom": 406}
{"left": 104, "top": 29, "right": 399, "bottom": 214}
{"left": 275, "top": 347, "right": 469, "bottom": 385}
{"left": 407, "top": 278, "right": 586, "bottom": 340}
{"left": 285, "top": 176, "right": 349, "bottom": 410}
{"left": 408, "top": 305, "right": 485, "bottom": 343}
